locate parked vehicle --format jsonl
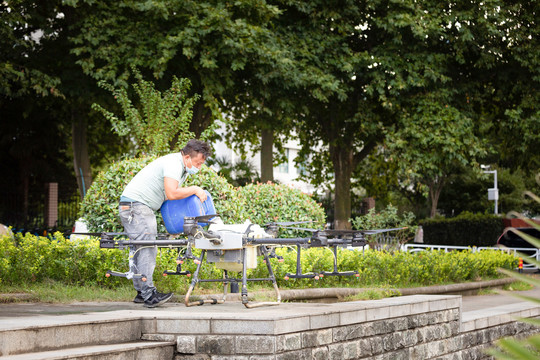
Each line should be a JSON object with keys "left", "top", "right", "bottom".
{"left": 497, "top": 227, "right": 540, "bottom": 248}
{"left": 69, "top": 218, "right": 90, "bottom": 240}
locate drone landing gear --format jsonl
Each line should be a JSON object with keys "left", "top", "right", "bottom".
{"left": 163, "top": 248, "right": 193, "bottom": 277}
{"left": 284, "top": 245, "right": 359, "bottom": 280}
{"left": 162, "top": 266, "right": 191, "bottom": 277}
{"left": 185, "top": 251, "right": 226, "bottom": 306}
{"left": 105, "top": 246, "right": 148, "bottom": 281}
{"left": 243, "top": 245, "right": 281, "bottom": 309}
{"left": 320, "top": 246, "right": 359, "bottom": 278}
{"left": 184, "top": 247, "right": 281, "bottom": 308}
{"left": 106, "top": 270, "right": 147, "bottom": 281}
{"left": 284, "top": 244, "right": 320, "bottom": 280}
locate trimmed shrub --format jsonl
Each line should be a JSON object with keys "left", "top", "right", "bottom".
{"left": 184, "top": 165, "right": 248, "bottom": 224}
{"left": 0, "top": 232, "right": 127, "bottom": 287}
{"left": 243, "top": 247, "right": 517, "bottom": 289}
{"left": 80, "top": 158, "right": 324, "bottom": 235}
{"left": 421, "top": 212, "right": 505, "bottom": 247}
{"left": 80, "top": 156, "right": 156, "bottom": 233}
{"left": 236, "top": 182, "right": 326, "bottom": 235}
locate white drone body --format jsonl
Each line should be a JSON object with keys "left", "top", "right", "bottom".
{"left": 195, "top": 220, "right": 274, "bottom": 272}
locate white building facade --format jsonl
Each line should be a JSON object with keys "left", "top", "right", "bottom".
{"left": 212, "top": 130, "right": 316, "bottom": 193}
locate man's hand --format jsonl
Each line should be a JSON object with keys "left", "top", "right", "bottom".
{"left": 194, "top": 186, "right": 207, "bottom": 202}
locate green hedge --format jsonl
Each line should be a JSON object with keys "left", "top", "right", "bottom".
{"left": 1, "top": 232, "right": 517, "bottom": 292}
{"left": 421, "top": 212, "right": 505, "bottom": 247}
{"left": 251, "top": 247, "right": 517, "bottom": 289}
{"left": 0, "top": 232, "right": 127, "bottom": 287}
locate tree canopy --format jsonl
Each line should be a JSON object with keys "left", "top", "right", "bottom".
{"left": 1, "top": 0, "right": 538, "bottom": 231}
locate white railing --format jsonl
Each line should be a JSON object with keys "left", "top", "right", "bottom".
{"left": 402, "top": 243, "right": 539, "bottom": 270}
{"left": 402, "top": 244, "right": 471, "bottom": 253}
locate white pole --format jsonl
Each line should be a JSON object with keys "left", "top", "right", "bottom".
{"left": 494, "top": 170, "right": 498, "bottom": 214}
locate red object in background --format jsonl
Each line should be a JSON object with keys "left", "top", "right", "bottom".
{"left": 503, "top": 218, "right": 540, "bottom": 228}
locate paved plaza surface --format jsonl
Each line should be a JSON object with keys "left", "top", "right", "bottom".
{"left": 1, "top": 285, "right": 539, "bottom": 359}
{"left": 0, "top": 285, "right": 539, "bottom": 321}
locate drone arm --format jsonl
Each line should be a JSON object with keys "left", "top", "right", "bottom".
{"left": 248, "top": 237, "right": 311, "bottom": 246}
{"left": 101, "top": 239, "right": 189, "bottom": 249}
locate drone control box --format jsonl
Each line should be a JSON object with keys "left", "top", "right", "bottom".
{"left": 197, "top": 221, "right": 273, "bottom": 272}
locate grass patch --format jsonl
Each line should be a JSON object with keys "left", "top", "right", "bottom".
{"left": 471, "top": 280, "right": 534, "bottom": 296}
{"left": 1, "top": 280, "right": 135, "bottom": 303}
{"left": 1, "top": 277, "right": 534, "bottom": 304}
{"left": 502, "top": 281, "right": 534, "bottom": 292}
{"left": 341, "top": 287, "right": 401, "bottom": 302}
{"left": 476, "top": 288, "right": 498, "bottom": 295}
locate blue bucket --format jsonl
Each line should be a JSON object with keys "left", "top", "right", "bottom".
{"left": 160, "top": 190, "right": 216, "bottom": 234}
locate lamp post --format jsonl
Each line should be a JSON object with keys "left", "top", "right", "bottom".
{"left": 481, "top": 165, "right": 498, "bottom": 214}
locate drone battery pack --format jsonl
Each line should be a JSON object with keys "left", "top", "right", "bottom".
{"left": 160, "top": 190, "right": 216, "bottom": 234}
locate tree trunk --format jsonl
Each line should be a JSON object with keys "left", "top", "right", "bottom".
{"left": 428, "top": 176, "right": 445, "bottom": 218}
{"left": 190, "top": 100, "right": 212, "bottom": 138}
{"left": 260, "top": 128, "right": 274, "bottom": 182}
{"left": 71, "top": 111, "right": 92, "bottom": 200}
{"left": 330, "top": 144, "right": 354, "bottom": 230}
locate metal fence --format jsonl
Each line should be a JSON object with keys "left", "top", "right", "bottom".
{"left": 2, "top": 194, "right": 80, "bottom": 235}
{"left": 402, "top": 243, "right": 540, "bottom": 270}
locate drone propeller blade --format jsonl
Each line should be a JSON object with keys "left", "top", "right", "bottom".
{"left": 280, "top": 226, "right": 318, "bottom": 232}
{"left": 264, "top": 220, "right": 313, "bottom": 227}
{"left": 318, "top": 227, "right": 408, "bottom": 236}
{"left": 323, "top": 229, "right": 357, "bottom": 235}
{"left": 71, "top": 232, "right": 103, "bottom": 236}
{"left": 362, "top": 227, "right": 408, "bottom": 234}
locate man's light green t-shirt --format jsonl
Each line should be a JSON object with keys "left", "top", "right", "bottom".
{"left": 121, "top": 153, "right": 187, "bottom": 211}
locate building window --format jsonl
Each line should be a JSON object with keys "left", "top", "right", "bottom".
{"left": 297, "top": 160, "right": 307, "bottom": 176}
{"left": 276, "top": 149, "right": 289, "bottom": 174}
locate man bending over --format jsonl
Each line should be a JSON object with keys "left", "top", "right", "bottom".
{"left": 119, "top": 139, "right": 211, "bottom": 308}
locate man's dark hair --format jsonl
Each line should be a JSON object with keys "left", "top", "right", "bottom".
{"left": 182, "top": 139, "right": 212, "bottom": 159}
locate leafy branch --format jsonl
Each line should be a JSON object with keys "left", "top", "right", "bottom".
{"left": 91, "top": 67, "right": 200, "bottom": 156}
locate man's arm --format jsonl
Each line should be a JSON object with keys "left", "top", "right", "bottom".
{"left": 164, "top": 177, "right": 207, "bottom": 201}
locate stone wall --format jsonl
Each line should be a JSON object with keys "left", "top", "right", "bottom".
{"left": 139, "top": 295, "right": 540, "bottom": 360}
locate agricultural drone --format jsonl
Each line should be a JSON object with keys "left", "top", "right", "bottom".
{"left": 95, "top": 195, "right": 405, "bottom": 308}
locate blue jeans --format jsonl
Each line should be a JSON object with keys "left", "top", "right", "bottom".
{"left": 119, "top": 202, "right": 158, "bottom": 301}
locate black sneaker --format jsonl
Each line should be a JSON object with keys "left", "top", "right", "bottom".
{"left": 133, "top": 291, "right": 144, "bottom": 304}
{"left": 144, "top": 291, "right": 173, "bottom": 308}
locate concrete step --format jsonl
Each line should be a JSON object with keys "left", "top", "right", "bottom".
{"left": 0, "top": 313, "right": 142, "bottom": 356}
{"left": 0, "top": 340, "right": 175, "bottom": 360}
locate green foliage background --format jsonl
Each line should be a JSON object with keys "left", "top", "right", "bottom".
{"left": 421, "top": 212, "right": 505, "bottom": 247}
{"left": 351, "top": 204, "right": 418, "bottom": 250}
{"left": 237, "top": 182, "right": 326, "bottom": 236}
{"left": 80, "top": 158, "right": 325, "bottom": 234}
{"left": 0, "top": 232, "right": 517, "bottom": 294}
{"left": 80, "top": 156, "right": 157, "bottom": 232}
